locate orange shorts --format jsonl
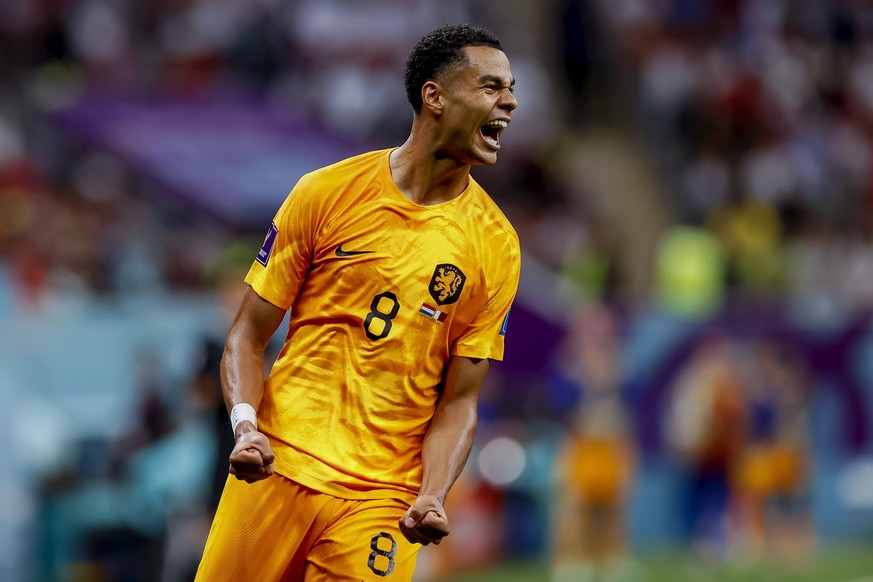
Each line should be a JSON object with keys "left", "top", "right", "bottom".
{"left": 195, "top": 474, "right": 420, "bottom": 581}
{"left": 565, "top": 436, "right": 632, "bottom": 505}
{"left": 737, "top": 443, "right": 806, "bottom": 497}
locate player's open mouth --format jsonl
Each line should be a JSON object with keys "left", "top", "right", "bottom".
{"left": 480, "top": 119, "right": 508, "bottom": 149}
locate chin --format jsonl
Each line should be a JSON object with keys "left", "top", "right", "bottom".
{"left": 482, "top": 152, "right": 500, "bottom": 166}
{"left": 446, "top": 142, "right": 499, "bottom": 166}
{"left": 471, "top": 148, "right": 499, "bottom": 166}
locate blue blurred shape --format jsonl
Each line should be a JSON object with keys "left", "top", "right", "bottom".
{"left": 51, "top": 94, "right": 358, "bottom": 228}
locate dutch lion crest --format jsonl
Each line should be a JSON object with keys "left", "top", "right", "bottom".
{"left": 429, "top": 264, "right": 466, "bottom": 305}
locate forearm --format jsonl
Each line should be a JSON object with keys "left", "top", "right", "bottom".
{"left": 220, "top": 289, "right": 285, "bottom": 481}
{"left": 419, "top": 397, "right": 478, "bottom": 504}
{"left": 399, "top": 356, "right": 488, "bottom": 544}
{"left": 223, "top": 326, "right": 277, "bottom": 481}
{"left": 221, "top": 329, "right": 268, "bottom": 413}
{"left": 220, "top": 287, "right": 287, "bottom": 422}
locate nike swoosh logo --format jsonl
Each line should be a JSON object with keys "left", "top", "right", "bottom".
{"left": 335, "top": 244, "right": 374, "bottom": 257}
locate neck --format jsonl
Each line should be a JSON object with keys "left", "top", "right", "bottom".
{"left": 389, "top": 124, "right": 471, "bottom": 206}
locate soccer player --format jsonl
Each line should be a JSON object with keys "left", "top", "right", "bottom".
{"left": 195, "top": 24, "right": 520, "bottom": 581}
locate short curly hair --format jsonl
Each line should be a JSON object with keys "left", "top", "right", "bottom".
{"left": 404, "top": 24, "right": 503, "bottom": 114}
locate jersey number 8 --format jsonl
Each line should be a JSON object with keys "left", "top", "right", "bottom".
{"left": 364, "top": 292, "right": 400, "bottom": 340}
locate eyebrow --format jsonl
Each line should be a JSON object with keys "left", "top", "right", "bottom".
{"left": 479, "top": 75, "right": 515, "bottom": 87}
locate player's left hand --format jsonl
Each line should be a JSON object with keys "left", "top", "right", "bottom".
{"left": 398, "top": 494, "right": 450, "bottom": 546}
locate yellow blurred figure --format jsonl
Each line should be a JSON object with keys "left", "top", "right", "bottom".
{"left": 734, "top": 341, "right": 813, "bottom": 562}
{"left": 550, "top": 305, "right": 636, "bottom": 582}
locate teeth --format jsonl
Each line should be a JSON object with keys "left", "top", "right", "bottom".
{"left": 485, "top": 120, "right": 508, "bottom": 128}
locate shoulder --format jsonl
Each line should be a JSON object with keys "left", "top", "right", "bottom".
{"left": 300, "top": 149, "right": 389, "bottom": 187}
{"left": 457, "top": 179, "right": 521, "bottom": 288}
{"left": 281, "top": 149, "right": 387, "bottom": 211}
{"left": 466, "top": 178, "right": 520, "bottom": 249}
{"left": 276, "top": 149, "right": 389, "bottom": 226}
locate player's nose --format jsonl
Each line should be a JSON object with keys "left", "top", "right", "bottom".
{"left": 499, "top": 89, "right": 517, "bottom": 112}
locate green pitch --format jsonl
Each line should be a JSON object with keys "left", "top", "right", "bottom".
{"left": 444, "top": 547, "right": 873, "bottom": 582}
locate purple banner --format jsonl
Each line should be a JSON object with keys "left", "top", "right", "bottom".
{"left": 51, "top": 94, "right": 359, "bottom": 228}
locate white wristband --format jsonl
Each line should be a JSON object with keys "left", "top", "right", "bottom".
{"left": 230, "top": 403, "right": 257, "bottom": 434}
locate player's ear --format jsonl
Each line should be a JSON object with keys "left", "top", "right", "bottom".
{"left": 421, "top": 81, "right": 444, "bottom": 116}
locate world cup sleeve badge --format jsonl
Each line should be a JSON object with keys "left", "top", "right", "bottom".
{"left": 500, "top": 309, "right": 511, "bottom": 336}
{"left": 256, "top": 222, "right": 279, "bottom": 266}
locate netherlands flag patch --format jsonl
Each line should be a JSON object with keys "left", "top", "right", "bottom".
{"left": 419, "top": 303, "right": 448, "bottom": 322}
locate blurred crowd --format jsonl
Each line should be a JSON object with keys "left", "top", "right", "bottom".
{"left": 598, "top": 0, "right": 873, "bottom": 314}
{"left": 1, "top": 1, "right": 873, "bottom": 581}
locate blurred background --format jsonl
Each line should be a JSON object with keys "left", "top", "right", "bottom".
{"left": 2, "top": 0, "right": 873, "bottom": 580}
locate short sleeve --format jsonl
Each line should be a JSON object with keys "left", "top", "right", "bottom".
{"left": 244, "top": 175, "right": 321, "bottom": 311}
{"left": 452, "top": 240, "right": 521, "bottom": 361}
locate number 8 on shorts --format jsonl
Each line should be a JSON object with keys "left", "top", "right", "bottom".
{"left": 368, "top": 532, "right": 397, "bottom": 576}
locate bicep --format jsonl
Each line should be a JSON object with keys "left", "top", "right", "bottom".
{"left": 228, "top": 286, "right": 287, "bottom": 349}
{"left": 441, "top": 356, "right": 491, "bottom": 404}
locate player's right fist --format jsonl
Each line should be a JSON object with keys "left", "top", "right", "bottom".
{"left": 229, "top": 423, "right": 275, "bottom": 483}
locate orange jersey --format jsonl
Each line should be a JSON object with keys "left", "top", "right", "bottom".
{"left": 245, "top": 149, "right": 520, "bottom": 503}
